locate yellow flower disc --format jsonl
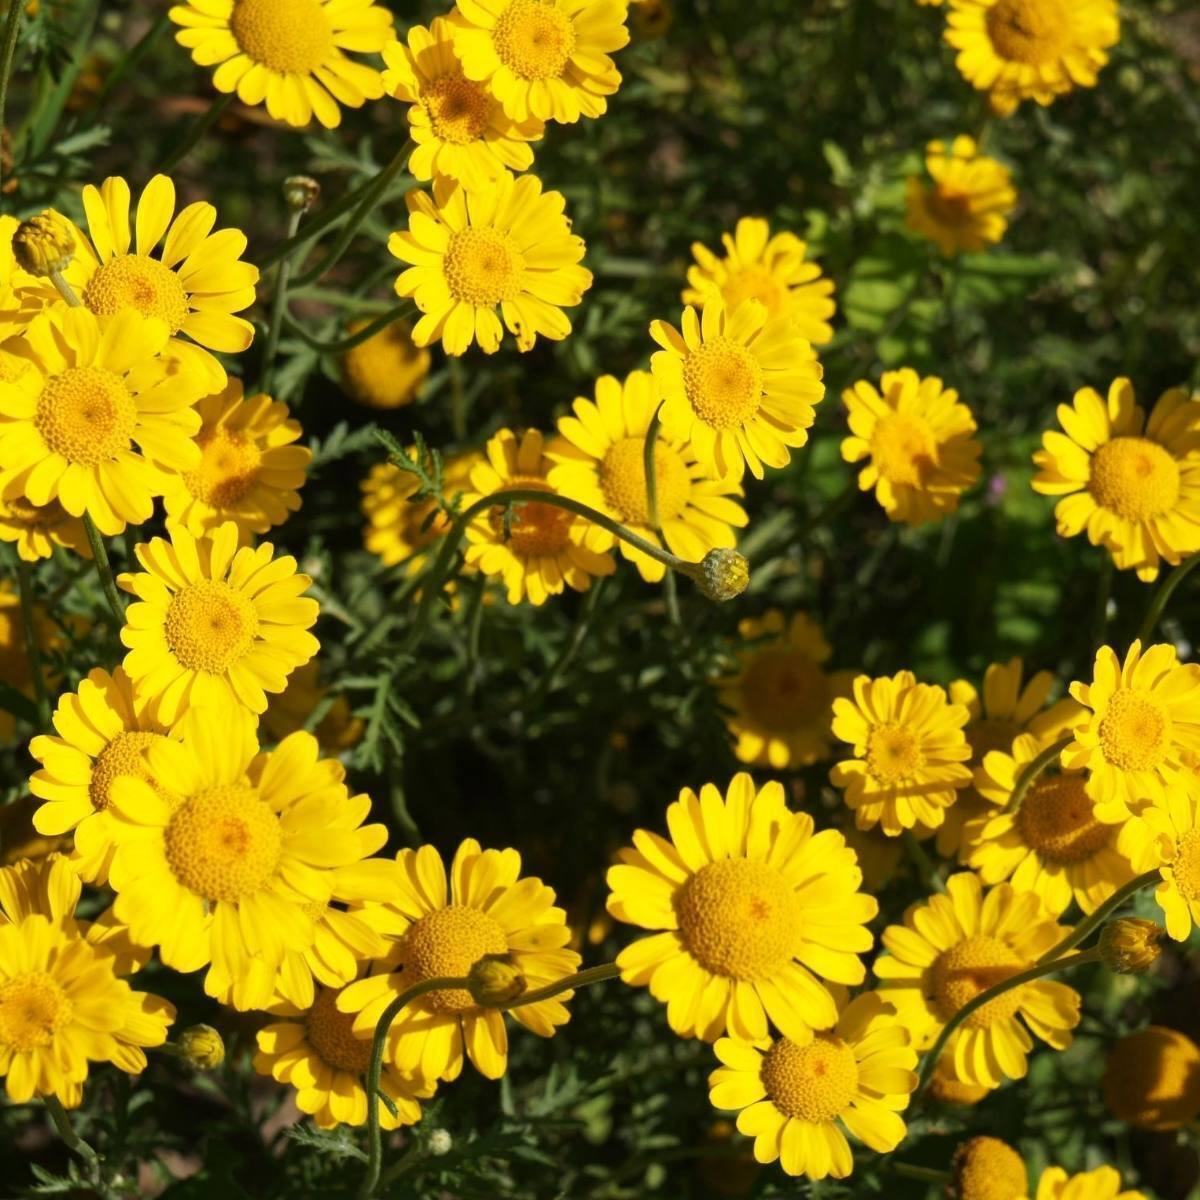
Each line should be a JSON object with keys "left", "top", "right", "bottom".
{"left": 229, "top": 0, "right": 334, "bottom": 73}
{"left": 1103, "top": 1026, "right": 1200, "bottom": 1131}
{"left": 182, "top": 427, "right": 264, "bottom": 509}
{"left": 0, "top": 971, "right": 74, "bottom": 1051}
{"left": 1015, "top": 775, "right": 1109, "bottom": 865}
{"left": 82, "top": 254, "right": 191, "bottom": 333}
{"left": 164, "top": 580, "right": 260, "bottom": 673}
{"left": 951, "top": 1136, "right": 1027, "bottom": 1200}
{"left": 306, "top": 987, "right": 372, "bottom": 1072}
{"left": 1171, "top": 829, "right": 1200, "bottom": 901}
{"left": 444, "top": 228, "right": 525, "bottom": 305}
{"left": 1098, "top": 689, "right": 1168, "bottom": 771}
{"left": 1088, "top": 437, "right": 1180, "bottom": 522}
{"left": 866, "top": 723, "right": 926, "bottom": 782}
{"left": 35, "top": 367, "right": 137, "bottom": 466}
{"left": 491, "top": 0, "right": 577, "bottom": 80}
{"left": 931, "top": 936, "right": 1024, "bottom": 1028}
{"left": 760, "top": 1034, "right": 859, "bottom": 1122}
{"left": 985, "top": 0, "right": 1073, "bottom": 65}
{"left": 870, "top": 413, "right": 935, "bottom": 487}
{"left": 424, "top": 78, "right": 494, "bottom": 144}
{"left": 402, "top": 905, "right": 509, "bottom": 1013}
{"left": 599, "top": 437, "right": 690, "bottom": 525}
{"left": 682, "top": 339, "right": 763, "bottom": 430}
{"left": 89, "top": 730, "right": 171, "bottom": 812}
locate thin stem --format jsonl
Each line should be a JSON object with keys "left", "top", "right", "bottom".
{"left": 282, "top": 302, "right": 412, "bottom": 355}
{"left": 43, "top": 1094, "right": 105, "bottom": 1187}
{"left": 49, "top": 268, "right": 82, "bottom": 307}
{"left": 160, "top": 91, "right": 234, "bottom": 173}
{"left": 894, "top": 1163, "right": 952, "bottom": 1186}
{"left": 92, "top": 9, "right": 170, "bottom": 114}
{"left": 258, "top": 180, "right": 375, "bottom": 273}
{"left": 1136, "top": 553, "right": 1200, "bottom": 646}
{"left": 1003, "top": 735, "right": 1072, "bottom": 814}
{"left": 462, "top": 573, "right": 487, "bottom": 698}
{"left": 506, "top": 962, "right": 619, "bottom": 1008}
{"left": 83, "top": 514, "right": 126, "bottom": 625}
{"left": 259, "top": 207, "right": 303, "bottom": 395}
{"left": 1037, "top": 869, "right": 1159, "bottom": 964}
{"left": 528, "top": 576, "right": 606, "bottom": 705}
{"left": 901, "top": 830, "right": 944, "bottom": 893}
{"left": 643, "top": 401, "right": 679, "bottom": 625}
{"left": 0, "top": 0, "right": 22, "bottom": 200}
{"left": 1091, "top": 554, "right": 1114, "bottom": 651}
{"left": 15, "top": 557, "right": 49, "bottom": 727}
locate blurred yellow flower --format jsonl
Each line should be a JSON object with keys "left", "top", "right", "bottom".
{"left": 263, "top": 660, "right": 364, "bottom": 753}
{"left": 1036, "top": 1165, "right": 1144, "bottom": 1200}
{"left": 952, "top": 1136, "right": 1028, "bottom": 1200}
{"left": 339, "top": 318, "right": 430, "bottom": 409}
{"left": 0, "top": 489, "right": 89, "bottom": 562}
{"left": 1103, "top": 1026, "right": 1200, "bottom": 1131}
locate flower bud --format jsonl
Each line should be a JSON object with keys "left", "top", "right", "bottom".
{"left": 1099, "top": 917, "right": 1163, "bottom": 975}
{"left": 694, "top": 548, "right": 749, "bottom": 602}
{"left": 12, "top": 210, "right": 75, "bottom": 277}
{"left": 428, "top": 1128, "right": 452, "bottom": 1156}
{"left": 175, "top": 1024, "right": 225, "bottom": 1070}
{"left": 466, "top": 954, "right": 527, "bottom": 1007}
{"left": 283, "top": 175, "right": 321, "bottom": 213}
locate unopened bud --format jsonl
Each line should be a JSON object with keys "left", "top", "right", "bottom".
{"left": 283, "top": 175, "right": 321, "bottom": 213}
{"left": 694, "top": 548, "right": 749, "bottom": 602}
{"left": 175, "top": 1024, "right": 225, "bottom": 1070}
{"left": 12, "top": 209, "right": 75, "bottom": 276}
{"left": 428, "top": 1128, "right": 452, "bottom": 1155}
{"left": 466, "top": 954, "right": 527, "bottom": 1007}
{"left": 1099, "top": 917, "right": 1163, "bottom": 975}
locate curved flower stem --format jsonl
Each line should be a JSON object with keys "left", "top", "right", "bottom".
{"left": 44, "top": 1094, "right": 106, "bottom": 1192}
{"left": 282, "top": 302, "right": 413, "bottom": 355}
{"left": 643, "top": 401, "right": 679, "bottom": 625}
{"left": 1036, "top": 869, "right": 1159, "bottom": 964}
{"left": 894, "top": 1163, "right": 951, "bottom": 1186}
{"left": 15, "top": 557, "right": 49, "bottom": 726}
{"left": 528, "top": 575, "right": 607, "bottom": 705}
{"left": 1003, "top": 735, "right": 1072, "bottom": 814}
{"left": 83, "top": 514, "right": 125, "bottom": 626}
{"left": 914, "top": 949, "right": 1100, "bottom": 1097}
{"left": 1135, "top": 553, "right": 1200, "bottom": 646}
{"left": 92, "top": 9, "right": 170, "bottom": 114}
{"left": 160, "top": 91, "right": 234, "bottom": 173}
{"left": 259, "top": 207, "right": 303, "bottom": 396}
{"left": 0, "top": 0, "right": 22, "bottom": 200}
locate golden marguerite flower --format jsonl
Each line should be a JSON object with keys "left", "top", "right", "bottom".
{"left": 717, "top": 610, "right": 853, "bottom": 770}
{"left": 463, "top": 427, "right": 615, "bottom": 606}
{"left": 255, "top": 981, "right": 433, "bottom": 1128}
{"left": 964, "top": 730, "right": 1134, "bottom": 915}
{"left": 905, "top": 135, "right": 1017, "bottom": 257}
{"left": 264, "top": 660, "right": 364, "bottom": 753}
{"left": 339, "top": 318, "right": 431, "bottom": 409}
{"left": 169, "top": 0, "right": 392, "bottom": 128}
{"left": 1031, "top": 379, "right": 1200, "bottom": 582}
{"left": 1036, "top": 1166, "right": 1144, "bottom": 1200}
{"left": 0, "top": 856, "right": 174, "bottom": 1106}
{"left": 945, "top": 0, "right": 1119, "bottom": 117}
{"left": 606, "top": 774, "right": 877, "bottom": 1043}
{"left": 451, "top": 0, "right": 629, "bottom": 124}
{"left": 650, "top": 297, "right": 825, "bottom": 482}
{"left": 874, "top": 872, "right": 1081, "bottom": 1087}
{"left": 0, "top": 307, "right": 205, "bottom": 535}
{"left": 683, "top": 217, "right": 836, "bottom": 346}
{"left": 1115, "top": 789, "right": 1200, "bottom": 944}
{"left": 547, "top": 369, "right": 748, "bottom": 581}
{"left": 708, "top": 993, "right": 916, "bottom": 1181}
{"left": 29, "top": 666, "right": 176, "bottom": 886}
{"left": 384, "top": 18, "right": 544, "bottom": 191}
{"left": 160, "top": 379, "right": 311, "bottom": 543}
{"left": 117, "top": 520, "right": 320, "bottom": 724}
{"left": 338, "top": 838, "right": 580, "bottom": 1083}
{"left": 106, "top": 709, "right": 390, "bottom": 1011}
{"left": 0, "top": 488, "right": 89, "bottom": 562}
{"left": 830, "top": 670, "right": 973, "bottom": 836}
{"left": 1103, "top": 1026, "right": 1200, "bottom": 1131}
{"left": 841, "top": 368, "right": 982, "bottom": 527}
{"left": 390, "top": 173, "right": 592, "bottom": 356}
{"left": 952, "top": 1137, "right": 1028, "bottom": 1200}
{"left": 1063, "top": 640, "right": 1200, "bottom": 822}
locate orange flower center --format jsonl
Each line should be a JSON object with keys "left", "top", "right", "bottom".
{"left": 870, "top": 412, "right": 936, "bottom": 488}
{"left": 1088, "top": 436, "right": 1180, "bottom": 523}
{"left": 182, "top": 427, "right": 264, "bottom": 509}
{"left": 865, "top": 722, "right": 925, "bottom": 784}
{"left": 1097, "top": 688, "right": 1169, "bottom": 772}
{"left": 165, "top": 580, "right": 259, "bottom": 674}
{"left": 1171, "top": 830, "right": 1200, "bottom": 902}
{"left": 89, "top": 729, "right": 172, "bottom": 813}
{"left": 488, "top": 476, "right": 574, "bottom": 558}
{"left": 740, "top": 648, "right": 829, "bottom": 734}
{"left": 721, "top": 265, "right": 787, "bottom": 318}
{"left": 229, "top": 0, "right": 334, "bottom": 74}
{"left": 760, "top": 1034, "right": 859, "bottom": 1122}
{"left": 424, "top": 76, "right": 493, "bottom": 145}
{"left": 444, "top": 228, "right": 525, "bottom": 306}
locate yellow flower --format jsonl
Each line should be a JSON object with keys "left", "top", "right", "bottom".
{"left": 0, "top": 307, "right": 205, "bottom": 535}
{"left": 255, "top": 982, "right": 433, "bottom": 1127}
{"left": 169, "top": 0, "right": 392, "bottom": 128}
{"left": 29, "top": 666, "right": 177, "bottom": 885}
{"left": 1097, "top": 918, "right": 1162, "bottom": 975}
{"left": 118, "top": 521, "right": 320, "bottom": 724}
{"left": 929, "top": 1060, "right": 992, "bottom": 1107}
{"left": 965, "top": 731, "right": 1134, "bottom": 915}
{"left": 1102, "top": 1026, "right": 1200, "bottom": 1131}
{"left": 717, "top": 610, "right": 853, "bottom": 769}
{"left": 905, "top": 135, "right": 1017, "bottom": 257}
{"left": 650, "top": 297, "right": 825, "bottom": 482}
{"left": 160, "top": 379, "right": 311, "bottom": 542}
{"left": 1031, "top": 379, "right": 1200, "bottom": 582}
{"left": 0, "top": 856, "right": 174, "bottom": 1106}
{"left": 683, "top": 217, "right": 837, "bottom": 346}
{"left": 841, "top": 368, "right": 982, "bottom": 527}
{"left": 106, "top": 708, "right": 390, "bottom": 1011}
{"left": 338, "top": 838, "right": 580, "bottom": 1083}
{"left": 451, "top": 0, "right": 629, "bottom": 124}
{"left": 606, "top": 774, "right": 877, "bottom": 1043}
{"left": 1063, "top": 640, "right": 1200, "bottom": 822}
{"left": 945, "top": 0, "right": 1120, "bottom": 117}
{"left": 548, "top": 370, "right": 748, "bottom": 581}
{"left": 0, "top": 214, "right": 91, "bottom": 340}
{"left": 1116, "top": 789, "right": 1200, "bottom": 943}
{"left": 952, "top": 1137, "right": 1028, "bottom": 1200}
{"left": 0, "top": 488, "right": 89, "bottom": 562}
{"left": 339, "top": 318, "right": 431, "bottom": 409}
{"left": 383, "top": 18, "right": 544, "bottom": 192}
{"left": 830, "top": 671, "right": 973, "bottom": 836}
{"left": 463, "top": 427, "right": 615, "bottom": 606}
{"left": 708, "top": 993, "right": 916, "bottom": 1181}
{"left": 390, "top": 173, "right": 592, "bottom": 356}
{"left": 1035, "top": 1166, "right": 1144, "bottom": 1200}
{"left": 176, "top": 1023, "right": 225, "bottom": 1070}
{"left": 11, "top": 209, "right": 77, "bottom": 276}
{"left": 874, "top": 872, "right": 1081, "bottom": 1087}
{"left": 263, "top": 660, "right": 364, "bottom": 753}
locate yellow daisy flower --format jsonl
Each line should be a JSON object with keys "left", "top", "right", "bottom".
{"left": 683, "top": 217, "right": 837, "bottom": 347}
{"left": 945, "top": 0, "right": 1120, "bottom": 117}
{"left": 717, "top": 610, "right": 853, "bottom": 770}
{"left": 160, "top": 379, "right": 311, "bottom": 543}
{"left": 708, "top": 993, "right": 917, "bottom": 1181}
{"left": 953, "top": 1138, "right": 1029, "bottom": 1198}
{"left": 264, "top": 660, "right": 364, "bottom": 754}
{"left": 169, "top": 0, "right": 392, "bottom": 129}
{"left": 547, "top": 369, "right": 748, "bottom": 582}
{"left": 1063, "top": 640, "right": 1200, "bottom": 823}
{"left": 0, "top": 488, "right": 89, "bottom": 562}
{"left": 339, "top": 318, "right": 431, "bottom": 409}
{"left": 255, "top": 981, "right": 432, "bottom": 1128}
{"left": 1036, "top": 1166, "right": 1144, "bottom": 1200}
{"left": 384, "top": 18, "right": 544, "bottom": 192}
{"left": 1115, "top": 789, "right": 1200, "bottom": 944}
{"left": 29, "top": 666, "right": 177, "bottom": 886}
{"left": 964, "top": 731, "right": 1135, "bottom": 915}
{"left": 830, "top": 671, "right": 973, "bottom": 835}
{"left": 650, "top": 297, "right": 825, "bottom": 482}
{"left": 338, "top": 838, "right": 580, "bottom": 1083}
{"left": 451, "top": 0, "right": 629, "bottom": 124}
{"left": 118, "top": 520, "right": 320, "bottom": 724}
{"left": 106, "top": 709, "right": 390, "bottom": 1011}
{"left": 1031, "top": 379, "right": 1200, "bottom": 582}
{"left": 841, "top": 368, "right": 982, "bottom": 527}
{"left": 874, "top": 872, "right": 1081, "bottom": 1087}
{"left": 463, "top": 427, "right": 615, "bottom": 606}
{"left": 905, "top": 135, "right": 1017, "bottom": 257}
{"left": 390, "top": 173, "right": 592, "bottom": 356}
{"left": 606, "top": 774, "right": 877, "bottom": 1044}
{"left": 0, "top": 307, "right": 205, "bottom": 536}
{"left": 1103, "top": 1026, "right": 1200, "bottom": 1131}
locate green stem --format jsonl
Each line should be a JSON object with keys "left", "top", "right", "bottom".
{"left": 15, "top": 557, "right": 49, "bottom": 727}
{"left": 257, "top": 179, "right": 376, "bottom": 273}
{"left": 43, "top": 1094, "right": 105, "bottom": 1189}
{"left": 894, "top": 1163, "right": 952, "bottom": 1186}
{"left": 1135, "top": 553, "right": 1200, "bottom": 646}
{"left": 1003, "top": 735, "right": 1072, "bottom": 814}
{"left": 643, "top": 401, "right": 679, "bottom": 625}
{"left": 259, "top": 207, "right": 303, "bottom": 395}
{"left": 528, "top": 576, "right": 606, "bottom": 705}
{"left": 160, "top": 91, "right": 234, "bottom": 173}
{"left": 92, "top": 9, "right": 170, "bottom": 114}
{"left": 0, "top": 0, "right": 22, "bottom": 201}
{"left": 1091, "top": 554, "right": 1114, "bottom": 651}
{"left": 282, "top": 302, "right": 412, "bottom": 356}
{"left": 1036, "top": 869, "right": 1159, "bottom": 964}
{"left": 462, "top": 572, "right": 487, "bottom": 699}
{"left": 83, "top": 514, "right": 126, "bottom": 625}
{"left": 901, "top": 830, "right": 944, "bottom": 893}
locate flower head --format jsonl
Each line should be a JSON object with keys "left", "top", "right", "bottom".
{"left": 1032, "top": 379, "right": 1200, "bottom": 581}
{"left": 952, "top": 1136, "right": 1028, "bottom": 1200}
{"left": 1097, "top": 919, "right": 1163, "bottom": 976}
{"left": 607, "top": 774, "right": 878, "bottom": 1044}
{"left": 1035, "top": 1166, "right": 1144, "bottom": 1200}
{"left": 0, "top": 487, "right": 89, "bottom": 562}
{"left": 177, "top": 1023, "right": 225, "bottom": 1069}
{"left": 842, "top": 368, "right": 982, "bottom": 526}
{"left": 696, "top": 548, "right": 750, "bottom": 601}
{"left": 339, "top": 319, "right": 431, "bottom": 409}
{"left": 1102, "top": 1026, "right": 1200, "bottom": 1131}
{"left": 1114, "top": 789, "right": 1200, "bottom": 943}
{"left": 12, "top": 209, "right": 76, "bottom": 276}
